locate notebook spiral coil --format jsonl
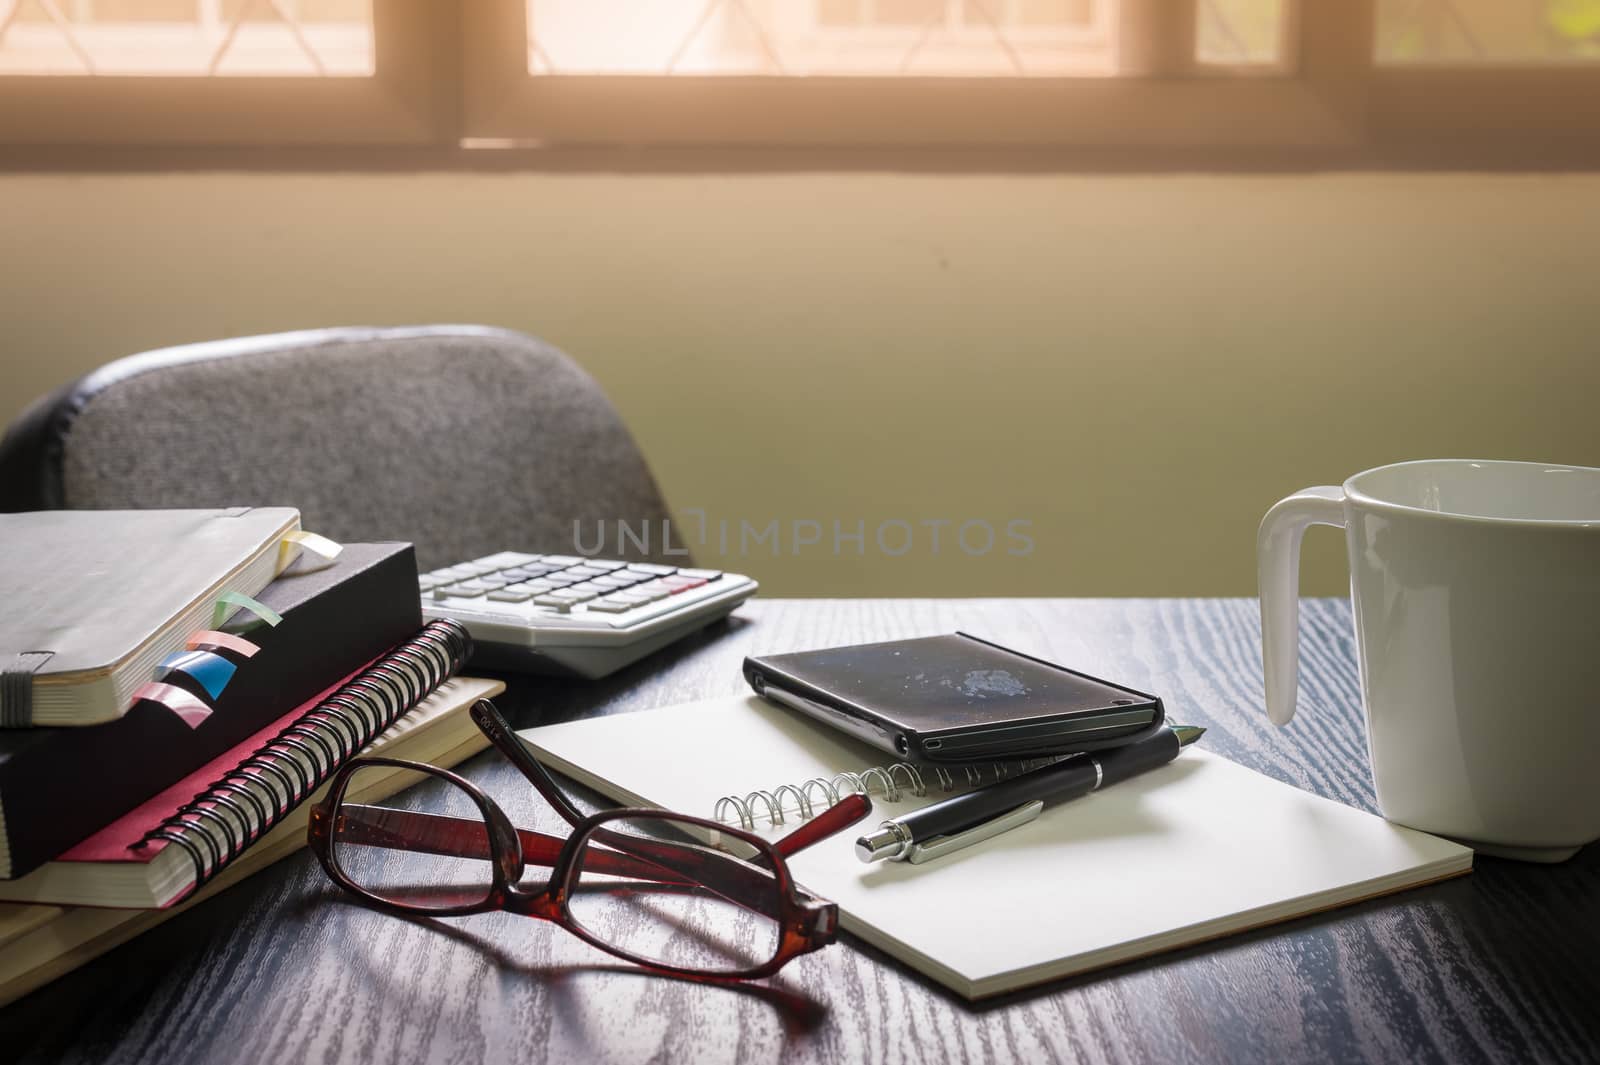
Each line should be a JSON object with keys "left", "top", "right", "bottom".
{"left": 713, "top": 755, "right": 1065, "bottom": 831}
{"left": 135, "top": 619, "right": 472, "bottom": 896}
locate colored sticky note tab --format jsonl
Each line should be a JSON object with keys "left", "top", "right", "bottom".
{"left": 278, "top": 529, "right": 343, "bottom": 573}
{"left": 158, "top": 649, "right": 237, "bottom": 700}
{"left": 185, "top": 630, "right": 261, "bottom": 659}
{"left": 133, "top": 681, "right": 213, "bottom": 729}
{"left": 212, "top": 591, "right": 283, "bottom": 631}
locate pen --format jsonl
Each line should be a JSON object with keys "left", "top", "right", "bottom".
{"left": 854, "top": 724, "right": 1206, "bottom": 864}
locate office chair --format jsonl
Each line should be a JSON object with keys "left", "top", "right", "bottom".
{"left": 0, "top": 326, "right": 685, "bottom": 570}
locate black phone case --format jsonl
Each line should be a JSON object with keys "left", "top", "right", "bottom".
{"left": 743, "top": 632, "right": 1165, "bottom": 763}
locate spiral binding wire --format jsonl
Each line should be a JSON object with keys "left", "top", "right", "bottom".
{"left": 134, "top": 618, "right": 472, "bottom": 899}
{"left": 713, "top": 754, "right": 1066, "bottom": 831}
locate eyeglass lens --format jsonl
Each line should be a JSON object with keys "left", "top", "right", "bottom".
{"left": 331, "top": 770, "right": 788, "bottom": 974}
{"left": 331, "top": 765, "right": 497, "bottom": 911}
{"left": 567, "top": 815, "right": 783, "bottom": 974}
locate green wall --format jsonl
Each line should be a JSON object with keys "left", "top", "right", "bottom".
{"left": 3, "top": 171, "right": 1596, "bottom": 597}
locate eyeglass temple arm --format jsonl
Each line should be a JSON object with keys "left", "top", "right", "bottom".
{"left": 469, "top": 699, "right": 592, "bottom": 827}
{"left": 577, "top": 826, "right": 798, "bottom": 921}
{"left": 336, "top": 805, "right": 693, "bottom": 885}
{"left": 528, "top": 791, "right": 871, "bottom": 908}
{"left": 469, "top": 696, "right": 870, "bottom": 862}
{"left": 770, "top": 793, "right": 873, "bottom": 858}
{"left": 340, "top": 806, "right": 787, "bottom": 920}
{"left": 340, "top": 806, "right": 822, "bottom": 925}
{"left": 576, "top": 797, "right": 870, "bottom": 915}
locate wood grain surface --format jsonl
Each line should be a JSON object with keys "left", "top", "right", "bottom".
{"left": 5, "top": 599, "right": 1598, "bottom": 1065}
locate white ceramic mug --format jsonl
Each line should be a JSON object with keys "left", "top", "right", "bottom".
{"left": 1258, "top": 459, "right": 1600, "bottom": 861}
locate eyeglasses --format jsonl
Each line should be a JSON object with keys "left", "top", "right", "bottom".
{"left": 307, "top": 699, "right": 872, "bottom": 981}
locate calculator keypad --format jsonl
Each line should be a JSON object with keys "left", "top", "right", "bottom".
{"left": 423, "top": 553, "right": 724, "bottom": 620}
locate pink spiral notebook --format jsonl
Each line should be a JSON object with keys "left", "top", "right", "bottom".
{"left": 0, "top": 620, "right": 472, "bottom": 909}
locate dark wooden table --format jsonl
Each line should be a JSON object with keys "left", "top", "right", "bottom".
{"left": 6, "top": 599, "right": 1598, "bottom": 1065}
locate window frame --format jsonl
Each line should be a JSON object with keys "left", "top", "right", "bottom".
{"left": 1370, "top": 65, "right": 1600, "bottom": 158}
{"left": 1, "top": 0, "right": 1598, "bottom": 168}
{"left": 462, "top": 0, "right": 1369, "bottom": 151}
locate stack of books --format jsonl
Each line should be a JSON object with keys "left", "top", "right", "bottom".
{"left": 0, "top": 508, "right": 503, "bottom": 1004}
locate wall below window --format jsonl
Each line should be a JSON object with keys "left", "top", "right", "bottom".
{"left": 2, "top": 170, "right": 1595, "bottom": 598}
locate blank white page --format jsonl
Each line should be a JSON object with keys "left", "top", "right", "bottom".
{"left": 520, "top": 696, "right": 1471, "bottom": 999}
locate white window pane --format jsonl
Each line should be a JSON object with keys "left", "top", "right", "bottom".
{"left": 1196, "top": 0, "right": 1288, "bottom": 67}
{"left": 1377, "top": 0, "right": 1600, "bottom": 65}
{"left": 526, "top": 0, "right": 1119, "bottom": 77}
{"left": 0, "top": 0, "right": 374, "bottom": 76}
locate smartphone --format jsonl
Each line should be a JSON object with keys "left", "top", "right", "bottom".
{"left": 743, "top": 632, "right": 1165, "bottom": 763}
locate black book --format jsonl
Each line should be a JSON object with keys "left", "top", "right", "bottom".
{"left": 0, "top": 541, "right": 420, "bottom": 880}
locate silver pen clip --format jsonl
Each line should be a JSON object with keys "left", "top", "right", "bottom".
{"left": 903, "top": 800, "right": 1044, "bottom": 864}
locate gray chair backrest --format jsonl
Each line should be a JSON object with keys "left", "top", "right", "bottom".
{"left": 0, "top": 326, "right": 682, "bottom": 571}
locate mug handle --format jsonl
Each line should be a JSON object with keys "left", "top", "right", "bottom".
{"left": 1256, "top": 486, "right": 1346, "bottom": 726}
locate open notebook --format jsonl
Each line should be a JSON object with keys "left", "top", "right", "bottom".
{"left": 521, "top": 696, "right": 1473, "bottom": 1000}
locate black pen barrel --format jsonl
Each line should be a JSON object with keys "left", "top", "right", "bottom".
{"left": 897, "top": 755, "right": 1099, "bottom": 837}
{"left": 1095, "top": 727, "right": 1184, "bottom": 788}
{"left": 896, "top": 727, "right": 1186, "bottom": 840}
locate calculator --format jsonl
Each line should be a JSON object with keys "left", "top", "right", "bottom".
{"left": 418, "top": 552, "right": 758, "bottom": 678}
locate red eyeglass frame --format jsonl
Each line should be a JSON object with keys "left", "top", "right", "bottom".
{"left": 307, "top": 699, "right": 872, "bottom": 981}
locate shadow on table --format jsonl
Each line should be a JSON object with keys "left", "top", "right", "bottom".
{"left": 481, "top": 613, "right": 756, "bottom": 730}
{"left": 305, "top": 889, "right": 832, "bottom": 1036}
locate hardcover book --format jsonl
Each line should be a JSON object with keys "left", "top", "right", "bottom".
{"left": 0, "top": 541, "right": 421, "bottom": 880}
{"left": 0, "top": 507, "right": 302, "bottom": 726}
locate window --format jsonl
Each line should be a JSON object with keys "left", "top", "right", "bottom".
{"left": 525, "top": 0, "right": 1126, "bottom": 77}
{"left": 1376, "top": 0, "right": 1600, "bottom": 65}
{"left": 1366, "top": 0, "right": 1600, "bottom": 154}
{"left": 521, "top": 0, "right": 1290, "bottom": 76}
{"left": 464, "top": 1, "right": 1347, "bottom": 150}
{"left": 0, "top": 0, "right": 445, "bottom": 145}
{"left": 3, "top": 1, "right": 1598, "bottom": 163}
{"left": 0, "top": 0, "right": 375, "bottom": 76}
